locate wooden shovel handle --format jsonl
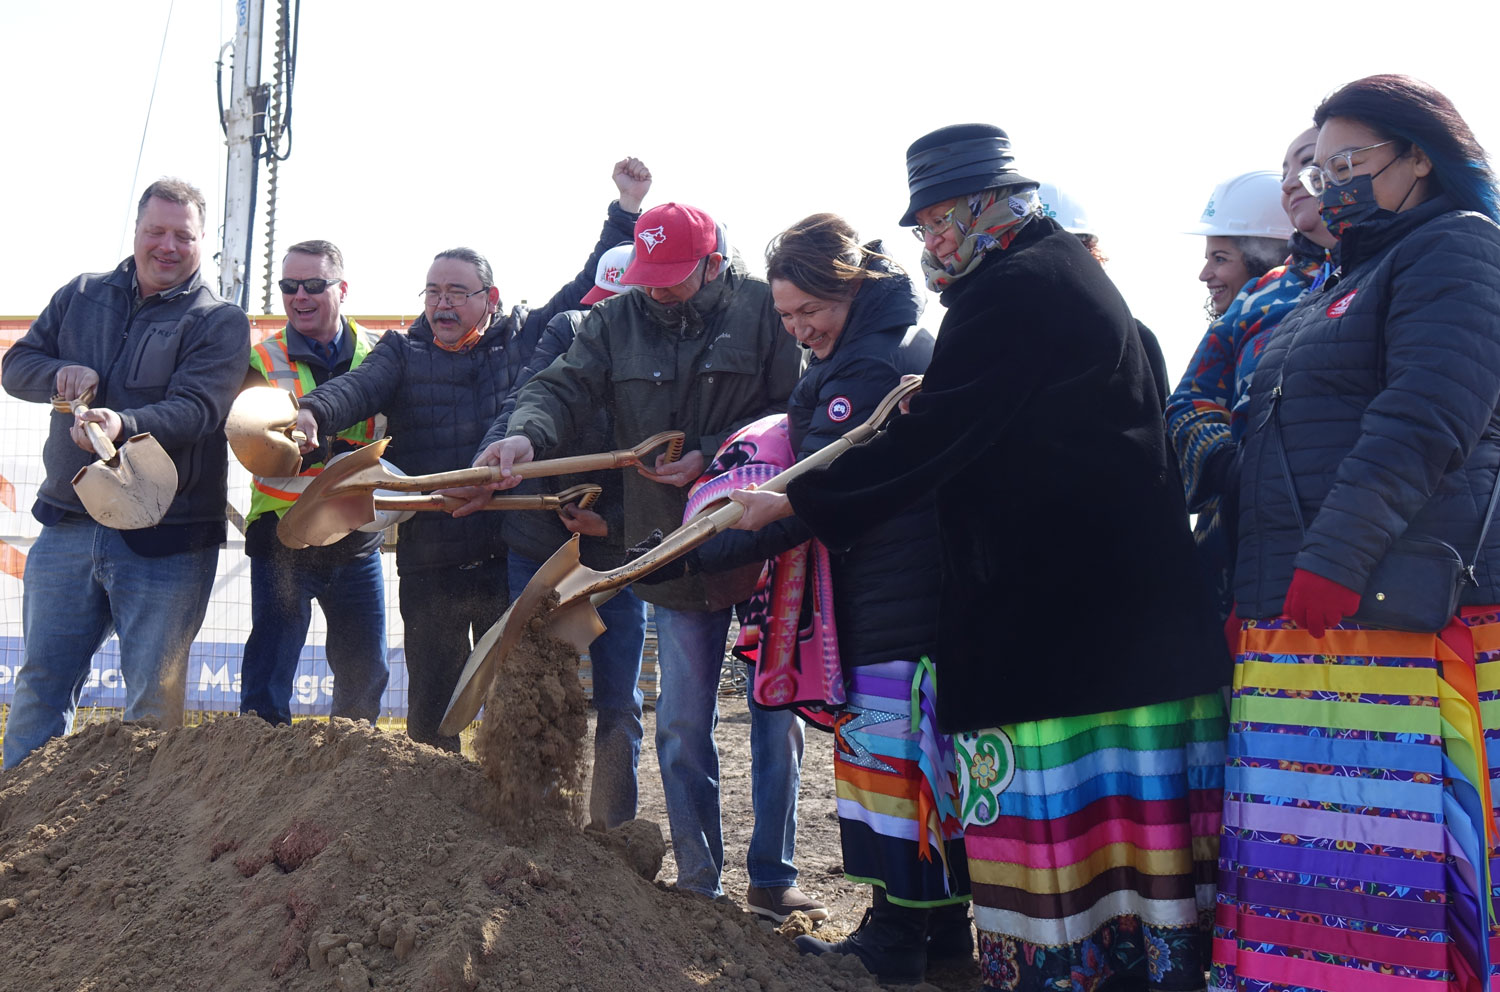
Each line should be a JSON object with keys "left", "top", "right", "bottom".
{"left": 371, "top": 483, "right": 603, "bottom": 513}
{"left": 51, "top": 392, "right": 117, "bottom": 463}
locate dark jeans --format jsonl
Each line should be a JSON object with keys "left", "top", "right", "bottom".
{"left": 240, "top": 547, "right": 389, "bottom": 725}
{"left": 399, "top": 557, "right": 509, "bottom": 752}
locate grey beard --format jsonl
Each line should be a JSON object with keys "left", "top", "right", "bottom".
{"left": 641, "top": 295, "right": 705, "bottom": 337}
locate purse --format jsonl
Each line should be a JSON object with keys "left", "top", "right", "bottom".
{"left": 1269, "top": 382, "right": 1500, "bottom": 633}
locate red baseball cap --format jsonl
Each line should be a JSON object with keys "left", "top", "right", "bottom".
{"left": 621, "top": 202, "right": 718, "bottom": 288}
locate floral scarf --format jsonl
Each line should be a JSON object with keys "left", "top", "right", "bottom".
{"left": 920, "top": 185, "right": 1043, "bottom": 292}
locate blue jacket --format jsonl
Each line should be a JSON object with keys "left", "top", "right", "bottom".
{"left": 2, "top": 259, "right": 249, "bottom": 549}
{"left": 299, "top": 200, "right": 639, "bottom": 573}
{"left": 1235, "top": 195, "right": 1500, "bottom": 617}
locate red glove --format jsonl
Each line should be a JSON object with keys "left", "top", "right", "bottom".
{"left": 1283, "top": 568, "right": 1361, "bottom": 638}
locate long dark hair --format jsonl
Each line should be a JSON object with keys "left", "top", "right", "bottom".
{"left": 765, "top": 213, "right": 894, "bottom": 302}
{"left": 1314, "top": 74, "right": 1499, "bottom": 221}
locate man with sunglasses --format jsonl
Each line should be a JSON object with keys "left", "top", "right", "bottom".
{"left": 1, "top": 178, "right": 250, "bottom": 769}
{"left": 238, "top": 239, "right": 392, "bottom": 728}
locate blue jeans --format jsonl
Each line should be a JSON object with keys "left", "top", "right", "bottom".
{"left": 653, "top": 604, "right": 805, "bottom": 898}
{"left": 4, "top": 515, "right": 219, "bottom": 769}
{"left": 509, "top": 551, "right": 646, "bottom": 828}
{"left": 240, "top": 546, "right": 389, "bottom": 725}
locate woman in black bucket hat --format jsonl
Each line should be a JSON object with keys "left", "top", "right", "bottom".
{"left": 731, "top": 123, "right": 1228, "bottom": 992}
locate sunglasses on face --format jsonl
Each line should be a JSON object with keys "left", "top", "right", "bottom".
{"left": 278, "top": 278, "right": 339, "bottom": 295}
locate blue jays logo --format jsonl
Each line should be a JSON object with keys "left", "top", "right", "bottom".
{"left": 827, "top": 396, "right": 852, "bottom": 423}
{"left": 638, "top": 226, "right": 666, "bottom": 253}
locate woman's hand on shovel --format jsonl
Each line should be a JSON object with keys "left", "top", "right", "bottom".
{"left": 728, "top": 485, "right": 794, "bottom": 531}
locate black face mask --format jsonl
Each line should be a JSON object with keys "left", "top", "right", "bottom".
{"left": 639, "top": 294, "right": 705, "bottom": 336}
{"left": 1318, "top": 153, "right": 1417, "bottom": 238}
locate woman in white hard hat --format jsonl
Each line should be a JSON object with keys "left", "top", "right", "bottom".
{"left": 1189, "top": 171, "right": 1294, "bottom": 315}
{"left": 1166, "top": 136, "right": 1337, "bottom": 624}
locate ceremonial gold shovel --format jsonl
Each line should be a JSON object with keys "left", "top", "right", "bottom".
{"left": 52, "top": 392, "right": 179, "bottom": 530}
{"left": 277, "top": 483, "right": 603, "bottom": 549}
{"left": 439, "top": 377, "right": 922, "bottom": 736}
{"left": 277, "top": 432, "right": 682, "bottom": 549}
{"left": 225, "top": 386, "right": 307, "bottom": 477}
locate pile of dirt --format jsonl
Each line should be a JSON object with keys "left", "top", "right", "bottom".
{"left": 0, "top": 710, "right": 920, "bottom": 992}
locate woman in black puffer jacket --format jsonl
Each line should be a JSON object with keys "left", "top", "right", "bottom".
{"left": 1218, "top": 75, "right": 1500, "bottom": 992}
{"left": 698, "top": 214, "right": 967, "bottom": 983}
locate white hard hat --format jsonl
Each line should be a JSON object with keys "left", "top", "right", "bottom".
{"left": 1187, "top": 171, "right": 1293, "bottom": 239}
{"left": 1036, "top": 182, "right": 1095, "bottom": 236}
{"left": 325, "top": 450, "right": 415, "bottom": 533}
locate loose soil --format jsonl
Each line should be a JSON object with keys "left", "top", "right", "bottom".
{"left": 0, "top": 655, "right": 979, "bottom": 991}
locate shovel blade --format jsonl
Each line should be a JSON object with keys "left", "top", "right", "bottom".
{"left": 71, "top": 433, "right": 179, "bottom": 530}
{"left": 276, "top": 486, "right": 377, "bottom": 548}
{"left": 440, "top": 535, "right": 607, "bottom": 736}
{"left": 227, "top": 387, "right": 304, "bottom": 476}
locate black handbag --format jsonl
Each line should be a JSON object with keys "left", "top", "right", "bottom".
{"left": 1269, "top": 383, "right": 1500, "bottom": 634}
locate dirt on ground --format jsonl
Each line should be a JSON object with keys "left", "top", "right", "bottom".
{"left": 0, "top": 643, "right": 979, "bottom": 991}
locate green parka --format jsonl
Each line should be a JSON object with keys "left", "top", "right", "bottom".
{"left": 504, "top": 255, "right": 800, "bottom": 611}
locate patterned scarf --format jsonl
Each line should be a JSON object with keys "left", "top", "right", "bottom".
{"left": 920, "top": 185, "right": 1043, "bottom": 292}
{"left": 683, "top": 415, "right": 846, "bottom": 727}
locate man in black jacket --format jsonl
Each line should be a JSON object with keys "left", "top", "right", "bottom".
{"left": 2, "top": 178, "right": 250, "bottom": 769}
{"left": 295, "top": 159, "right": 650, "bottom": 751}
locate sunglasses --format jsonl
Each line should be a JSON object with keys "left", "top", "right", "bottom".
{"left": 278, "top": 278, "right": 340, "bottom": 295}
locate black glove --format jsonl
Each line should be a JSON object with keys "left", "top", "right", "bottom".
{"left": 620, "top": 530, "right": 698, "bottom": 586}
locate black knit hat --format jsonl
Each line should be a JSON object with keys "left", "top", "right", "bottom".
{"left": 900, "top": 123, "right": 1038, "bottom": 226}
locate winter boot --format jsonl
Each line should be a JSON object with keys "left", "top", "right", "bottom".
{"left": 926, "top": 900, "right": 974, "bottom": 966}
{"left": 794, "top": 888, "right": 928, "bottom": 984}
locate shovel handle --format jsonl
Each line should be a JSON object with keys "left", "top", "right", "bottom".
{"left": 52, "top": 394, "right": 118, "bottom": 463}
{"left": 372, "top": 483, "right": 604, "bottom": 513}
{"left": 357, "top": 432, "right": 686, "bottom": 492}
{"left": 580, "top": 377, "right": 923, "bottom": 595}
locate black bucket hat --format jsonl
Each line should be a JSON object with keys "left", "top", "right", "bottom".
{"left": 900, "top": 123, "right": 1038, "bottom": 226}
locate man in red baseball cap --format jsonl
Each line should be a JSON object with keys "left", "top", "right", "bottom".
{"left": 468, "top": 200, "right": 821, "bottom": 923}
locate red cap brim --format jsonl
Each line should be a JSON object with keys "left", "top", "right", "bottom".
{"left": 580, "top": 285, "right": 616, "bottom": 306}
{"left": 620, "top": 255, "right": 700, "bottom": 289}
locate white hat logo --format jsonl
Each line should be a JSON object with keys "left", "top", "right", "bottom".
{"left": 639, "top": 226, "right": 667, "bottom": 253}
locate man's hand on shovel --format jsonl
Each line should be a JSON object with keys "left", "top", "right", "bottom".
{"left": 70, "top": 407, "right": 123, "bottom": 452}
{"left": 728, "top": 485, "right": 795, "bottom": 531}
{"left": 640, "top": 448, "right": 704, "bottom": 488}
{"left": 294, "top": 409, "right": 320, "bottom": 454}
{"left": 54, "top": 364, "right": 99, "bottom": 402}
{"left": 448, "top": 435, "right": 536, "bottom": 516}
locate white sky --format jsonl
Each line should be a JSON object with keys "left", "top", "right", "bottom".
{"left": 3, "top": 0, "right": 1498, "bottom": 382}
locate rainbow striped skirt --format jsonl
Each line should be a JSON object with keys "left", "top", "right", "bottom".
{"left": 956, "top": 691, "right": 1226, "bottom": 991}
{"left": 833, "top": 658, "right": 970, "bottom": 907}
{"left": 1212, "top": 612, "right": 1500, "bottom": 992}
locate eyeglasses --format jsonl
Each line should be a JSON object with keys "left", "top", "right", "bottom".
{"left": 419, "top": 287, "right": 488, "bottom": 306}
{"left": 1297, "top": 140, "right": 1398, "bottom": 197}
{"left": 911, "top": 206, "right": 958, "bottom": 242}
{"left": 278, "top": 277, "right": 340, "bottom": 295}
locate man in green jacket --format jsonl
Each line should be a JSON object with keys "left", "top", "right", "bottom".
{"left": 469, "top": 202, "right": 822, "bottom": 920}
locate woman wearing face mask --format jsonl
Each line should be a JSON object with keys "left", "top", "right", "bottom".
{"left": 1217, "top": 75, "right": 1500, "bottom": 992}
{"left": 1166, "top": 131, "right": 1338, "bottom": 623}
{"left": 688, "top": 214, "right": 963, "bottom": 983}
{"left": 729, "top": 124, "right": 1229, "bottom": 992}
{"left": 1190, "top": 172, "right": 1294, "bottom": 317}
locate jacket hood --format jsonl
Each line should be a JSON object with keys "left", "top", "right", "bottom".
{"left": 818, "top": 254, "right": 921, "bottom": 363}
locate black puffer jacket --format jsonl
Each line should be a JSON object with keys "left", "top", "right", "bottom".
{"left": 1235, "top": 195, "right": 1500, "bottom": 617}
{"left": 700, "top": 263, "right": 940, "bottom": 666}
{"left": 485, "top": 309, "right": 627, "bottom": 570}
{"left": 786, "top": 218, "right": 1227, "bottom": 733}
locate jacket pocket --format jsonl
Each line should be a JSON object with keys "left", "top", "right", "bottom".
{"left": 125, "top": 319, "right": 185, "bottom": 390}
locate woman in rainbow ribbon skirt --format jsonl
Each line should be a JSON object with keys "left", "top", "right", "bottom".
{"left": 1166, "top": 127, "right": 1337, "bottom": 623}
{"left": 729, "top": 124, "right": 1230, "bottom": 992}
{"left": 1221, "top": 75, "right": 1500, "bottom": 992}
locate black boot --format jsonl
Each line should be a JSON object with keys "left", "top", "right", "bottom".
{"left": 926, "top": 900, "right": 974, "bottom": 966}
{"left": 794, "top": 888, "right": 928, "bottom": 985}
